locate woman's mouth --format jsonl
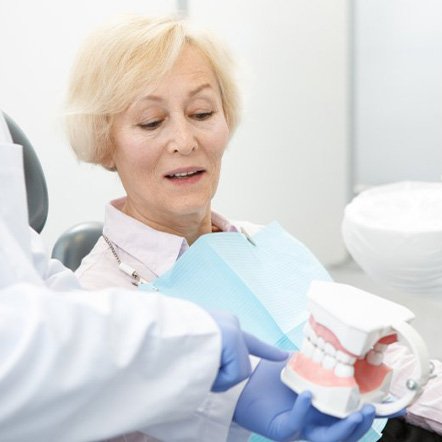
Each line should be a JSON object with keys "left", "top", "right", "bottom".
{"left": 165, "top": 168, "right": 205, "bottom": 183}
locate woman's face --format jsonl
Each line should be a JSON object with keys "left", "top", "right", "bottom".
{"left": 110, "top": 45, "right": 230, "bottom": 230}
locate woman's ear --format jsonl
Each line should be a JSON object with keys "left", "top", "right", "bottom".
{"left": 102, "top": 161, "right": 117, "bottom": 172}
{"left": 101, "top": 134, "right": 118, "bottom": 171}
{"left": 102, "top": 156, "right": 117, "bottom": 171}
{"left": 101, "top": 148, "right": 117, "bottom": 171}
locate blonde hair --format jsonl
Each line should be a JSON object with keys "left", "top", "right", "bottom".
{"left": 65, "top": 15, "right": 240, "bottom": 169}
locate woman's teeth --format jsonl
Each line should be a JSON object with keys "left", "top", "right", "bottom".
{"left": 169, "top": 171, "right": 200, "bottom": 178}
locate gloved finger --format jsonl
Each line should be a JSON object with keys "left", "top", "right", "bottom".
{"left": 212, "top": 343, "right": 252, "bottom": 392}
{"left": 243, "top": 332, "right": 289, "bottom": 361}
{"left": 304, "top": 410, "right": 362, "bottom": 442}
{"left": 344, "top": 405, "right": 376, "bottom": 442}
{"left": 269, "top": 391, "right": 313, "bottom": 439}
{"left": 211, "top": 361, "right": 251, "bottom": 391}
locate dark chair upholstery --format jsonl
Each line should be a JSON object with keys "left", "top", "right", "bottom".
{"left": 381, "top": 418, "right": 442, "bottom": 442}
{"left": 52, "top": 222, "right": 103, "bottom": 271}
{"left": 3, "top": 112, "right": 48, "bottom": 233}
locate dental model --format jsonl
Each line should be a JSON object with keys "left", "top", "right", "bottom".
{"left": 281, "top": 281, "right": 431, "bottom": 418}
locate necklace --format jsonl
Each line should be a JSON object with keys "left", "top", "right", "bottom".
{"left": 102, "top": 223, "right": 233, "bottom": 286}
{"left": 102, "top": 234, "right": 150, "bottom": 286}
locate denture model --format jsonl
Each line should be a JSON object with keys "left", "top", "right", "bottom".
{"left": 281, "top": 280, "right": 431, "bottom": 418}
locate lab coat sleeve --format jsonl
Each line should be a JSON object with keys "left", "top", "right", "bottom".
{"left": 145, "top": 382, "right": 250, "bottom": 442}
{"left": 0, "top": 281, "right": 222, "bottom": 442}
{"left": 29, "top": 226, "right": 83, "bottom": 290}
{"left": 384, "top": 342, "right": 442, "bottom": 434}
{"left": 143, "top": 357, "right": 260, "bottom": 442}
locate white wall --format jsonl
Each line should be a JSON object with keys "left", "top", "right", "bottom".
{"left": 192, "top": 0, "right": 351, "bottom": 265}
{"left": 0, "top": 0, "right": 350, "bottom": 266}
{"left": 354, "top": 0, "right": 442, "bottom": 188}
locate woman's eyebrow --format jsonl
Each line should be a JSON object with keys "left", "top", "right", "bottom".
{"left": 138, "top": 83, "right": 214, "bottom": 104}
{"left": 139, "top": 95, "right": 162, "bottom": 103}
{"left": 188, "top": 83, "right": 212, "bottom": 97}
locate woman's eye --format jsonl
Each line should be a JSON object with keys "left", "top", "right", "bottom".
{"left": 139, "top": 120, "right": 162, "bottom": 130}
{"left": 193, "top": 111, "right": 214, "bottom": 121}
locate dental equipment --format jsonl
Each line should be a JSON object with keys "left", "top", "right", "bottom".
{"left": 281, "top": 280, "right": 431, "bottom": 418}
{"left": 342, "top": 181, "right": 442, "bottom": 295}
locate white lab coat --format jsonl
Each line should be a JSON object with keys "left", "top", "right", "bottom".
{"left": 0, "top": 139, "right": 234, "bottom": 440}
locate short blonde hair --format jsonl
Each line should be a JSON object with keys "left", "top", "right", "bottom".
{"left": 65, "top": 15, "right": 240, "bottom": 169}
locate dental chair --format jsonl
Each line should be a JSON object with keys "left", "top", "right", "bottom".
{"left": 3, "top": 112, "right": 48, "bottom": 233}
{"left": 52, "top": 221, "right": 103, "bottom": 271}
{"left": 3, "top": 111, "right": 103, "bottom": 271}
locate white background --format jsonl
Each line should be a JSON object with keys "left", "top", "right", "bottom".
{"left": 347, "top": 0, "right": 442, "bottom": 358}
{"left": 354, "top": 0, "right": 442, "bottom": 188}
{"left": 0, "top": 0, "right": 350, "bottom": 266}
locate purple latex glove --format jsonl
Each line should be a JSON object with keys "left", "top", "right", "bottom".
{"left": 209, "top": 311, "right": 288, "bottom": 392}
{"left": 234, "top": 358, "right": 376, "bottom": 442}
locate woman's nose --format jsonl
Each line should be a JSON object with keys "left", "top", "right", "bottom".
{"left": 166, "top": 118, "right": 197, "bottom": 155}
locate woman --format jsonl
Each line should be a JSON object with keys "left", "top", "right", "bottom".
{"left": 66, "top": 15, "right": 253, "bottom": 291}
{"left": 64, "top": 15, "right": 439, "bottom": 441}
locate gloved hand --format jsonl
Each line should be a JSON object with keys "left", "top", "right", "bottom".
{"left": 209, "top": 310, "right": 288, "bottom": 392}
{"left": 234, "top": 358, "right": 376, "bottom": 442}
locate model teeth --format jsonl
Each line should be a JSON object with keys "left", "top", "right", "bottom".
{"left": 300, "top": 316, "right": 392, "bottom": 382}
{"left": 374, "top": 342, "right": 388, "bottom": 352}
{"left": 300, "top": 335, "right": 356, "bottom": 373}
{"left": 302, "top": 339, "right": 315, "bottom": 358}
{"left": 303, "top": 322, "right": 315, "bottom": 342}
{"left": 312, "top": 347, "right": 324, "bottom": 364}
{"left": 367, "top": 350, "right": 384, "bottom": 366}
{"left": 335, "top": 363, "right": 355, "bottom": 378}
{"left": 324, "top": 342, "right": 336, "bottom": 356}
{"left": 336, "top": 350, "right": 356, "bottom": 365}
{"left": 322, "top": 354, "right": 337, "bottom": 370}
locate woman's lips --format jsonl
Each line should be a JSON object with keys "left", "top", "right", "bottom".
{"left": 164, "top": 168, "right": 206, "bottom": 184}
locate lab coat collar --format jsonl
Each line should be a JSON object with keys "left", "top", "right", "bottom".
{"left": 103, "top": 197, "right": 239, "bottom": 277}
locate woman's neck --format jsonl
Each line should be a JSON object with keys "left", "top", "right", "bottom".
{"left": 121, "top": 199, "right": 213, "bottom": 245}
